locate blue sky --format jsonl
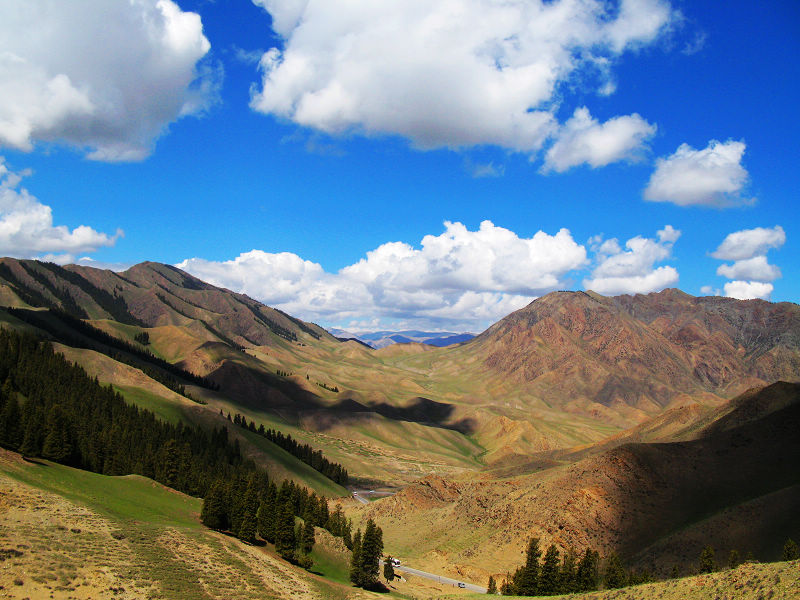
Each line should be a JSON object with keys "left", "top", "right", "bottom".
{"left": 0, "top": 0, "right": 797, "bottom": 332}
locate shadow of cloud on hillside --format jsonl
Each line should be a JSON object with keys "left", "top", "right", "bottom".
{"left": 206, "top": 361, "right": 476, "bottom": 434}
{"left": 322, "top": 396, "right": 477, "bottom": 435}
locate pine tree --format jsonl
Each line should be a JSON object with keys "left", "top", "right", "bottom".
{"left": 350, "top": 529, "right": 362, "bottom": 586}
{"left": 500, "top": 577, "right": 514, "bottom": 595}
{"left": 487, "top": 575, "right": 497, "bottom": 594}
{"left": 42, "top": 404, "right": 72, "bottom": 462}
{"left": 358, "top": 519, "right": 383, "bottom": 589}
{"left": 201, "top": 480, "right": 229, "bottom": 530}
{"left": 238, "top": 510, "right": 256, "bottom": 543}
{"left": 539, "top": 544, "right": 560, "bottom": 595}
{"left": 237, "top": 476, "right": 260, "bottom": 543}
{"left": 383, "top": 556, "right": 395, "bottom": 583}
{"left": 699, "top": 545, "right": 715, "bottom": 574}
{"left": 257, "top": 483, "right": 277, "bottom": 543}
{"left": 783, "top": 538, "right": 799, "bottom": 561}
{"left": 513, "top": 537, "right": 541, "bottom": 595}
{"left": 728, "top": 549, "right": 740, "bottom": 569}
{"left": 0, "top": 394, "right": 22, "bottom": 450}
{"left": 603, "top": 552, "right": 627, "bottom": 589}
{"left": 18, "top": 401, "right": 43, "bottom": 457}
{"left": 274, "top": 499, "right": 296, "bottom": 560}
{"left": 301, "top": 518, "right": 315, "bottom": 554}
{"left": 576, "top": 548, "right": 599, "bottom": 591}
{"left": 559, "top": 547, "right": 577, "bottom": 594}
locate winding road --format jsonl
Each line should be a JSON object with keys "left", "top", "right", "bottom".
{"left": 354, "top": 490, "right": 485, "bottom": 593}
{"left": 381, "top": 561, "right": 487, "bottom": 594}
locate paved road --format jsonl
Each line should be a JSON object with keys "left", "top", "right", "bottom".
{"left": 382, "top": 561, "right": 486, "bottom": 594}
{"left": 350, "top": 489, "right": 395, "bottom": 504}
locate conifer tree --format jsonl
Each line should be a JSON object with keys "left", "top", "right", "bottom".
{"left": 699, "top": 545, "right": 715, "bottom": 574}
{"left": 257, "top": 483, "right": 277, "bottom": 543}
{"left": 783, "top": 538, "right": 799, "bottom": 561}
{"left": 18, "top": 401, "right": 43, "bottom": 457}
{"left": 728, "top": 549, "right": 740, "bottom": 569}
{"left": 539, "top": 544, "right": 560, "bottom": 594}
{"left": 487, "top": 575, "right": 497, "bottom": 594}
{"left": 201, "top": 480, "right": 229, "bottom": 530}
{"left": 274, "top": 500, "right": 296, "bottom": 560}
{"left": 350, "top": 529, "right": 362, "bottom": 586}
{"left": 512, "top": 537, "right": 541, "bottom": 595}
{"left": 576, "top": 548, "right": 599, "bottom": 591}
{"left": 238, "top": 510, "right": 256, "bottom": 543}
{"left": 301, "top": 518, "right": 315, "bottom": 554}
{"left": 358, "top": 519, "right": 383, "bottom": 588}
{"left": 0, "top": 394, "right": 22, "bottom": 449}
{"left": 383, "top": 556, "right": 395, "bottom": 583}
{"left": 559, "top": 548, "right": 577, "bottom": 594}
{"left": 42, "top": 404, "right": 72, "bottom": 462}
{"left": 603, "top": 552, "right": 627, "bottom": 589}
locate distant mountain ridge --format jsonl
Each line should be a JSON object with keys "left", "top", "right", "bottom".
{"left": 329, "top": 328, "right": 475, "bottom": 348}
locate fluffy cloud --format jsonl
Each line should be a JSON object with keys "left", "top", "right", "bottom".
{"left": 0, "top": 0, "right": 215, "bottom": 161}
{"left": 644, "top": 140, "right": 752, "bottom": 207}
{"left": 542, "top": 107, "right": 656, "bottom": 172}
{"left": 250, "top": 0, "right": 674, "bottom": 154}
{"left": 722, "top": 281, "right": 773, "bottom": 301}
{"left": 710, "top": 225, "right": 785, "bottom": 261}
{"left": 716, "top": 256, "right": 780, "bottom": 282}
{"left": 583, "top": 225, "right": 680, "bottom": 295}
{"left": 178, "top": 250, "right": 326, "bottom": 305}
{"left": 179, "top": 221, "right": 587, "bottom": 329}
{"left": 708, "top": 225, "right": 784, "bottom": 300}
{"left": 0, "top": 158, "right": 120, "bottom": 258}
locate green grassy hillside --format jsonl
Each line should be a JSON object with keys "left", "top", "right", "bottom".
{"left": 0, "top": 450, "right": 375, "bottom": 600}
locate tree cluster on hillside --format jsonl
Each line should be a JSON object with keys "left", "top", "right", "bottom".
{"left": 0, "top": 329, "right": 231, "bottom": 491}
{"left": 0, "top": 329, "right": 246, "bottom": 495}
{"left": 350, "top": 519, "right": 384, "bottom": 590}
{"left": 501, "top": 539, "right": 651, "bottom": 596}
{"left": 498, "top": 537, "right": 800, "bottom": 596}
{"left": 226, "top": 411, "right": 348, "bottom": 485}
{"left": 6, "top": 308, "right": 218, "bottom": 398}
{"left": 316, "top": 381, "right": 339, "bottom": 393}
{"left": 201, "top": 473, "right": 341, "bottom": 569}
{"left": 0, "top": 327, "right": 364, "bottom": 572}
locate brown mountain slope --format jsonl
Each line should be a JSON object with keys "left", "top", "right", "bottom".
{"left": 462, "top": 289, "right": 800, "bottom": 422}
{"left": 361, "top": 381, "right": 800, "bottom": 579}
{"left": 0, "top": 257, "right": 332, "bottom": 354}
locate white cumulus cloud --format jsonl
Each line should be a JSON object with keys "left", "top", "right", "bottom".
{"left": 250, "top": 0, "right": 674, "bottom": 155}
{"left": 0, "top": 158, "right": 121, "bottom": 258}
{"left": 716, "top": 255, "right": 781, "bottom": 282}
{"left": 644, "top": 140, "right": 752, "bottom": 207}
{"left": 583, "top": 225, "right": 680, "bottom": 295}
{"left": 708, "top": 225, "right": 785, "bottom": 301}
{"left": 723, "top": 281, "right": 773, "bottom": 301}
{"left": 711, "top": 225, "right": 785, "bottom": 261}
{"left": 0, "top": 0, "right": 215, "bottom": 161}
{"left": 179, "top": 221, "right": 587, "bottom": 329}
{"left": 542, "top": 107, "right": 656, "bottom": 173}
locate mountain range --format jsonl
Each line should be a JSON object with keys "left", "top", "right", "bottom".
{"left": 329, "top": 329, "right": 476, "bottom": 349}
{"left": 0, "top": 256, "right": 798, "bottom": 596}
